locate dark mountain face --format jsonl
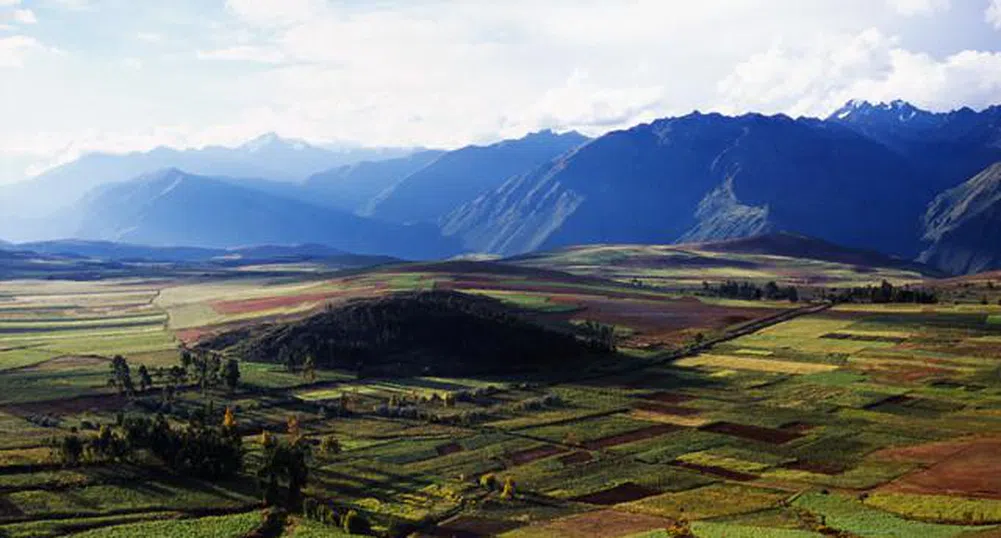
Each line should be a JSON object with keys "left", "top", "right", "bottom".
{"left": 70, "top": 169, "right": 458, "bottom": 260}
{"left": 364, "top": 130, "right": 589, "bottom": 224}
{"left": 443, "top": 112, "right": 929, "bottom": 258}
{"left": 919, "top": 162, "right": 1001, "bottom": 274}
{"left": 303, "top": 150, "right": 446, "bottom": 213}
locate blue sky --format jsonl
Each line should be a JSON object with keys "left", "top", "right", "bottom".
{"left": 1, "top": 0, "right": 1001, "bottom": 183}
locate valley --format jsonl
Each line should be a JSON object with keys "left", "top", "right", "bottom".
{"left": 0, "top": 239, "right": 998, "bottom": 537}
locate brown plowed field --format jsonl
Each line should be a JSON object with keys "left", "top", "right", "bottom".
{"left": 571, "top": 483, "right": 660, "bottom": 505}
{"left": 582, "top": 424, "right": 680, "bottom": 450}
{"left": 506, "top": 445, "right": 568, "bottom": 465}
{"left": 878, "top": 438, "right": 1001, "bottom": 499}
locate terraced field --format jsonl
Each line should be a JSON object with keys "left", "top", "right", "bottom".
{"left": 0, "top": 254, "right": 998, "bottom": 537}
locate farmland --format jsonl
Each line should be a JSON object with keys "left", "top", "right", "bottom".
{"left": 0, "top": 247, "right": 999, "bottom": 537}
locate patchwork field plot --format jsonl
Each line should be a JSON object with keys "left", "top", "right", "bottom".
{"left": 0, "top": 254, "right": 999, "bottom": 537}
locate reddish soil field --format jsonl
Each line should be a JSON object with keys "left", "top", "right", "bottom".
{"left": 871, "top": 437, "right": 977, "bottom": 464}
{"left": 559, "top": 451, "right": 594, "bottom": 465}
{"left": 699, "top": 421, "right": 802, "bottom": 445}
{"left": 429, "top": 516, "right": 522, "bottom": 537}
{"left": 669, "top": 460, "right": 758, "bottom": 481}
{"left": 583, "top": 424, "right": 681, "bottom": 450}
{"left": 633, "top": 401, "right": 700, "bottom": 416}
{"left": 211, "top": 285, "right": 386, "bottom": 315}
{"left": 571, "top": 482, "right": 661, "bottom": 505}
{"left": 521, "top": 509, "right": 677, "bottom": 538}
{"left": 879, "top": 438, "right": 1001, "bottom": 499}
{"left": 641, "top": 392, "right": 694, "bottom": 404}
{"left": 436, "top": 442, "right": 463, "bottom": 457}
{"left": 506, "top": 445, "right": 568, "bottom": 465}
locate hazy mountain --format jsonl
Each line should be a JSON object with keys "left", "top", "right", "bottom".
{"left": 443, "top": 111, "right": 928, "bottom": 257}
{"left": 303, "top": 150, "right": 446, "bottom": 213}
{"left": 0, "top": 134, "right": 414, "bottom": 220}
{"left": 69, "top": 168, "right": 458, "bottom": 259}
{"left": 920, "top": 162, "right": 1001, "bottom": 274}
{"left": 365, "top": 130, "right": 589, "bottom": 224}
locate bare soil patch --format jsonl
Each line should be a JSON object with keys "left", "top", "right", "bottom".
{"left": 582, "top": 424, "right": 681, "bottom": 450}
{"left": 522, "top": 508, "right": 676, "bottom": 538}
{"left": 506, "top": 445, "right": 568, "bottom": 465}
{"left": 436, "top": 442, "right": 463, "bottom": 457}
{"left": 633, "top": 401, "right": 700, "bottom": 417}
{"left": 641, "top": 392, "right": 694, "bottom": 404}
{"left": 559, "top": 451, "right": 594, "bottom": 466}
{"left": 879, "top": 438, "right": 1001, "bottom": 499}
{"left": 3, "top": 393, "right": 126, "bottom": 417}
{"left": 699, "top": 421, "right": 802, "bottom": 445}
{"left": 430, "top": 516, "right": 522, "bottom": 537}
{"left": 572, "top": 483, "right": 660, "bottom": 505}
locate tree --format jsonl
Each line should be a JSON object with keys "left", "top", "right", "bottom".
{"left": 223, "top": 359, "right": 241, "bottom": 393}
{"left": 258, "top": 439, "right": 310, "bottom": 508}
{"left": 223, "top": 407, "right": 236, "bottom": 430}
{"left": 302, "top": 354, "right": 317, "bottom": 383}
{"left": 58, "top": 432, "right": 84, "bottom": 466}
{"left": 500, "top": 476, "right": 516, "bottom": 499}
{"left": 320, "top": 435, "right": 341, "bottom": 456}
{"left": 108, "top": 355, "right": 134, "bottom": 397}
{"left": 137, "top": 365, "right": 153, "bottom": 393}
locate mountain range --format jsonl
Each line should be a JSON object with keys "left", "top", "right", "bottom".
{"left": 2, "top": 100, "right": 1001, "bottom": 273}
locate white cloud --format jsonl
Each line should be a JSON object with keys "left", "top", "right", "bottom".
{"left": 224, "top": 0, "right": 326, "bottom": 28}
{"left": 886, "top": 0, "right": 950, "bottom": 16}
{"left": 197, "top": 45, "right": 285, "bottom": 64}
{"left": 12, "top": 8, "right": 35, "bottom": 24}
{"left": 0, "top": 0, "right": 20, "bottom": 6}
{"left": 0, "top": 35, "right": 45, "bottom": 67}
{"left": 135, "top": 32, "right": 164, "bottom": 44}
{"left": 988, "top": 0, "right": 1001, "bottom": 29}
{"left": 122, "top": 57, "right": 142, "bottom": 69}
{"left": 717, "top": 28, "right": 1001, "bottom": 116}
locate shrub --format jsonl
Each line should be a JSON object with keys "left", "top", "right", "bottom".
{"left": 342, "top": 509, "right": 371, "bottom": 535}
{"left": 479, "top": 473, "right": 498, "bottom": 491}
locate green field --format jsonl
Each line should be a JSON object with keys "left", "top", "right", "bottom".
{"left": 0, "top": 251, "right": 997, "bottom": 537}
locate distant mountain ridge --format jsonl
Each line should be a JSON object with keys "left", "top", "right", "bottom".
{"left": 68, "top": 168, "right": 457, "bottom": 260}
{"left": 0, "top": 133, "right": 415, "bottom": 223}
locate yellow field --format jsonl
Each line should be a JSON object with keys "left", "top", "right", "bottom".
{"left": 675, "top": 354, "right": 839, "bottom": 374}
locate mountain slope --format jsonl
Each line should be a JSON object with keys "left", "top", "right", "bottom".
{"left": 303, "top": 150, "right": 446, "bottom": 213}
{"left": 920, "top": 162, "right": 1001, "bottom": 274}
{"left": 365, "top": 130, "right": 589, "bottom": 224}
{"left": 444, "top": 112, "right": 926, "bottom": 257}
{"left": 70, "top": 169, "right": 458, "bottom": 259}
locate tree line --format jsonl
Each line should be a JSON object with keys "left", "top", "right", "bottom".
{"left": 701, "top": 280, "right": 800, "bottom": 302}
{"left": 823, "top": 280, "right": 938, "bottom": 304}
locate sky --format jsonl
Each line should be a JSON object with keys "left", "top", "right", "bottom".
{"left": 1, "top": 0, "right": 1001, "bottom": 183}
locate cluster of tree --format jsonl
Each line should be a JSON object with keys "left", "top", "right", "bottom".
{"left": 824, "top": 280, "right": 938, "bottom": 304}
{"left": 701, "top": 281, "right": 799, "bottom": 302}
{"left": 479, "top": 473, "right": 516, "bottom": 499}
{"left": 199, "top": 291, "right": 595, "bottom": 377}
{"left": 258, "top": 417, "right": 310, "bottom": 510}
{"left": 55, "top": 408, "right": 242, "bottom": 479}
{"left": 302, "top": 500, "right": 371, "bottom": 535}
{"left": 578, "top": 320, "right": 617, "bottom": 352}
{"left": 107, "top": 351, "right": 240, "bottom": 404}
